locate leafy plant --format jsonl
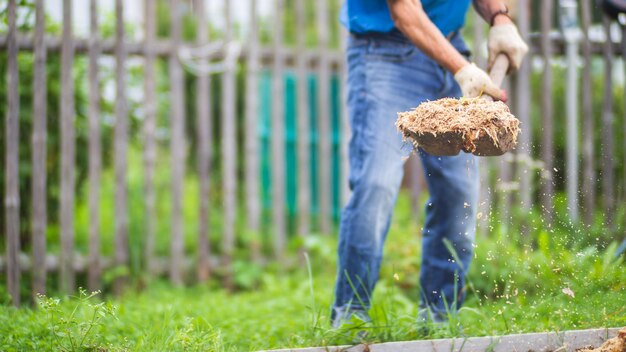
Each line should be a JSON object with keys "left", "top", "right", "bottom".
{"left": 37, "top": 288, "right": 118, "bottom": 352}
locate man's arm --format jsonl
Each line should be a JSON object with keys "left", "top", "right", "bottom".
{"left": 387, "top": 0, "right": 505, "bottom": 100}
{"left": 474, "top": 0, "right": 528, "bottom": 71}
{"left": 386, "top": 0, "right": 468, "bottom": 73}
{"left": 473, "top": 0, "right": 513, "bottom": 26}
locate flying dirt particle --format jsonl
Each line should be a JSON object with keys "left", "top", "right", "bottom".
{"left": 562, "top": 287, "right": 575, "bottom": 298}
{"left": 393, "top": 273, "right": 400, "bottom": 281}
{"left": 464, "top": 202, "right": 469, "bottom": 208}
{"left": 477, "top": 212, "right": 483, "bottom": 220}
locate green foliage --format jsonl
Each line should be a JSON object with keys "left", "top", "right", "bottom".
{"left": 2, "top": 3, "right": 626, "bottom": 350}
{"left": 2, "top": 194, "right": 626, "bottom": 350}
{"left": 37, "top": 289, "right": 119, "bottom": 352}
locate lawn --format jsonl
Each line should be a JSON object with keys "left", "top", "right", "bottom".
{"left": 1, "top": 195, "right": 625, "bottom": 351}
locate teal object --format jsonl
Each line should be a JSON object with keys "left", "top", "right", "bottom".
{"left": 284, "top": 75, "right": 298, "bottom": 217}
{"left": 331, "top": 75, "right": 342, "bottom": 220}
{"left": 258, "top": 71, "right": 272, "bottom": 211}
{"left": 259, "top": 70, "right": 343, "bottom": 234}
{"left": 308, "top": 74, "right": 319, "bottom": 217}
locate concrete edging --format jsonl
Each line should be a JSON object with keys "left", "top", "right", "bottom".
{"left": 263, "top": 327, "right": 621, "bottom": 352}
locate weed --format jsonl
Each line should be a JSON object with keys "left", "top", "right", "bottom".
{"left": 37, "top": 288, "right": 118, "bottom": 352}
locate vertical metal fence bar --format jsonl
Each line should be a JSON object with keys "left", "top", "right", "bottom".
{"left": 295, "top": 0, "right": 311, "bottom": 238}
{"left": 222, "top": 0, "right": 237, "bottom": 289}
{"left": 316, "top": 0, "right": 332, "bottom": 235}
{"left": 516, "top": 0, "right": 531, "bottom": 212}
{"left": 408, "top": 156, "right": 423, "bottom": 219}
{"left": 6, "top": 0, "right": 21, "bottom": 306}
{"left": 195, "top": 0, "right": 212, "bottom": 281}
{"left": 540, "top": 0, "right": 555, "bottom": 222}
{"left": 601, "top": 15, "right": 615, "bottom": 225}
{"left": 563, "top": 2, "right": 579, "bottom": 222}
{"left": 473, "top": 12, "right": 491, "bottom": 237}
{"left": 473, "top": 11, "right": 486, "bottom": 68}
{"left": 143, "top": 0, "right": 158, "bottom": 277}
{"left": 272, "top": 0, "right": 287, "bottom": 260}
{"left": 32, "top": 0, "right": 47, "bottom": 298}
{"left": 60, "top": 0, "right": 76, "bottom": 294}
{"left": 88, "top": 0, "right": 102, "bottom": 292}
{"left": 623, "top": 26, "right": 626, "bottom": 205}
{"left": 169, "top": 0, "right": 186, "bottom": 285}
{"left": 114, "top": 0, "right": 129, "bottom": 294}
{"left": 246, "top": 0, "right": 262, "bottom": 262}
{"left": 498, "top": 79, "right": 513, "bottom": 226}
{"left": 580, "top": 0, "right": 595, "bottom": 225}
{"left": 498, "top": 147, "right": 512, "bottom": 225}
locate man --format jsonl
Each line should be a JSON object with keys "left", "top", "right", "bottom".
{"left": 332, "top": 0, "right": 528, "bottom": 327}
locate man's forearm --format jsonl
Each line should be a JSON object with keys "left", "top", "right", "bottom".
{"left": 473, "top": 0, "right": 513, "bottom": 25}
{"left": 387, "top": 0, "right": 468, "bottom": 73}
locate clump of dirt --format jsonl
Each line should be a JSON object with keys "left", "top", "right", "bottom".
{"left": 577, "top": 328, "right": 626, "bottom": 352}
{"left": 396, "top": 97, "right": 520, "bottom": 156}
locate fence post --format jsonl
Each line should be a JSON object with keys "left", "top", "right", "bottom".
{"left": 6, "top": 0, "right": 21, "bottom": 306}
{"left": 601, "top": 15, "right": 615, "bottom": 226}
{"left": 580, "top": 0, "right": 595, "bottom": 225}
{"left": 169, "top": 0, "right": 186, "bottom": 286}
{"left": 408, "top": 156, "right": 423, "bottom": 220}
{"left": 113, "top": 0, "right": 130, "bottom": 294}
{"left": 560, "top": 0, "right": 580, "bottom": 222}
{"left": 245, "top": 0, "right": 262, "bottom": 263}
{"left": 540, "top": 0, "right": 555, "bottom": 223}
{"left": 473, "top": 11, "right": 492, "bottom": 237}
{"left": 143, "top": 0, "right": 158, "bottom": 277}
{"left": 60, "top": 0, "right": 76, "bottom": 295}
{"left": 222, "top": 0, "right": 237, "bottom": 289}
{"left": 516, "top": 0, "right": 532, "bottom": 214}
{"left": 88, "top": 0, "right": 102, "bottom": 293}
{"left": 195, "top": 0, "right": 212, "bottom": 282}
{"left": 272, "top": 0, "right": 287, "bottom": 261}
{"left": 622, "top": 25, "right": 626, "bottom": 205}
{"left": 32, "top": 0, "right": 47, "bottom": 298}
{"left": 316, "top": 0, "right": 332, "bottom": 235}
{"left": 296, "top": 0, "right": 311, "bottom": 238}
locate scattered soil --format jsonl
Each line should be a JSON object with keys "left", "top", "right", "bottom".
{"left": 577, "top": 328, "right": 626, "bottom": 352}
{"left": 395, "top": 97, "right": 520, "bottom": 156}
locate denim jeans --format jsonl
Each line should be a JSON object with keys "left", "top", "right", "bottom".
{"left": 332, "top": 30, "right": 479, "bottom": 321}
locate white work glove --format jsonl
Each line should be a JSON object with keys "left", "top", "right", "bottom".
{"left": 488, "top": 24, "right": 528, "bottom": 71}
{"left": 454, "top": 63, "right": 505, "bottom": 100}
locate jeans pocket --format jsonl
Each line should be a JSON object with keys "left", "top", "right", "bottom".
{"left": 365, "top": 40, "right": 416, "bottom": 62}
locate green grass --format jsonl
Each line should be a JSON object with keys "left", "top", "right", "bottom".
{"left": 2, "top": 194, "right": 626, "bottom": 351}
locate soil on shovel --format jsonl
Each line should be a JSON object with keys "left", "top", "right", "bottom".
{"left": 396, "top": 97, "right": 520, "bottom": 156}
{"left": 577, "top": 328, "right": 626, "bottom": 352}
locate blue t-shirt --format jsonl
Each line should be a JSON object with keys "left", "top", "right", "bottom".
{"left": 340, "top": 0, "right": 471, "bottom": 36}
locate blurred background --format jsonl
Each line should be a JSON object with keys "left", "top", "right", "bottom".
{"left": 1, "top": 0, "right": 626, "bottom": 350}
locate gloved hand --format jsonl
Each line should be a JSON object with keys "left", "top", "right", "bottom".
{"left": 488, "top": 24, "right": 528, "bottom": 71}
{"left": 454, "top": 63, "right": 506, "bottom": 100}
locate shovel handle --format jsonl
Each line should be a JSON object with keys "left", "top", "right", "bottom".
{"left": 489, "top": 53, "right": 509, "bottom": 88}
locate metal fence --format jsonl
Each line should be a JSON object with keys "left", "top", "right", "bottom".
{"left": 2, "top": 0, "right": 625, "bottom": 306}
